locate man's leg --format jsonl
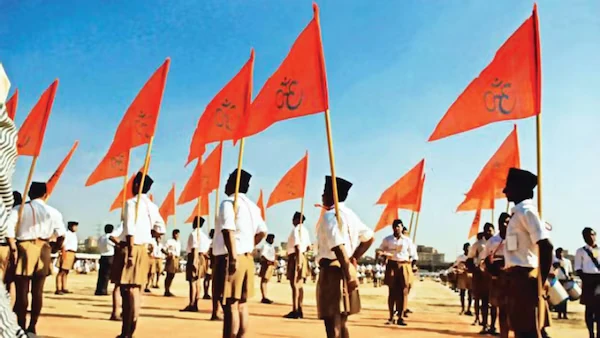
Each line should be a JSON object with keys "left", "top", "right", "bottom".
{"left": 480, "top": 296, "right": 489, "bottom": 332}
{"left": 55, "top": 271, "right": 62, "bottom": 293}
{"left": 27, "top": 276, "right": 46, "bottom": 333}
{"left": 238, "top": 301, "right": 249, "bottom": 337}
{"left": 120, "top": 286, "right": 133, "bottom": 337}
{"left": 165, "top": 273, "right": 175, "bottom": 296}
{"left": 298, "top": 282, "right": 304, "bottom": 317}
{"left": 460, "top": 289, "right": 465, "bottom": 314}
{"left": 386, "top": 287, "right": 395, "bottom": 323}
{"left": 260, "top": 278, "right": 268, "bottom": 301}
{"left": 62, "top": 271, "right": 69, "bottom": 292}
{"left": 204, "top": 275, "right": 211, "bottom": 298}
{"left": 467, "top": 290, "right": 473, "bottom": 314}
{"left": 489, "top": 306, "right": 498, "bottom": 333}
{"left": 131, "top": 287, "right": 141, "bottom": 336}
{"left": 499, "top": 306, "right": 509, "bottom": 338}
{"left": 324, "top": 315, "right": 342, "bottom": 338}
{"left": 95, "top": 258, "right": 105, "bottom": 295}
{"left": 111, "top": 284, "right": 121, "bottom": 320}
{"left": 474, "top": 297, "right": 480, "bottom": 325}
{"left": 397, "top": 284, "right": 408, "bottom": 325}
{"left": 13, "top": 277, "right": 30, "bottom": 330}
{"left": 340, "top": 314, "right": 349, "bottom": 338}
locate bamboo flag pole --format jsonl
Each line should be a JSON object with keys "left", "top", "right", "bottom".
{"left": 412, "top": 212, "right": 421, "bottom": 244}
{"left": 121, "top": 151, "right": 131, "bottom": 221}
{"left": 172, "top": 183, "right": 176, "bottom": 228}
{"left": 299, "top": 151, "right": 308, "bottom": 244}
{"left": 134, "top": 137, "right": 154, "bottom": 223}
{"left": 408, "top": 211, "right": 415, "bottom": 235}
{"left": 15, "top": 156, "right": 39, "bottom": 234}
{"left": 196, "top": 196, "right": 202, "bottom": 246}
{"left": 213, "top": 141, "right": 223, "bottom": 232}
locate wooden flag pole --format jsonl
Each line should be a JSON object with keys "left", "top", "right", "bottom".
{"left": 299, "top": 151, "right": 308, "bottom": 245}
{"left": 506, "top": 202, "right": 510, "bottom": 213}
{"left": 412, "top": 212, "right": 421, "bottom": 244}
{"left": 408, "top": 211, "right": 415, "bottom": 235}
{"left": 121, "top": 151, "right": 131, "bottom": 221}
{"left": 15, "top": 156, "right": 39, "bottom": 235}
{"left": 212, "top": 141, "right": 224, "bottom": 232}
{"left": 491, "top": 209, "right": 495, "bottom": 224}
{"left": 173, "top": 184, "right": 177, "bottom": 228}
{"left": 196, "top": 196, "right": 202, "bottom": 246}
{"left": 134, "top": 137, "right": 154, "bottom": 223}
{"left": 233, "top": 138, "right": 245, "bottom": 213}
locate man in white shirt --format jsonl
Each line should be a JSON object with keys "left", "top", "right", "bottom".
{"left": 108, "top": 221, "right": 123, "bottom": 321}
{"left": 502, "top": 168, "right": 553, "bottom": 338}
{"left": 259, "top": 234, "right": 276, "bottom": 304}
{"left": 552, "top": 247, "right": 572, "bottom": 320}
{"left": 467, "top": 231, "right": 487, "bottom": 327}
{"left": 285, "top": 212, "right": 311, "bottom": 319}
{"left": 203, "top": 228, "right": 215, "bottom": 301}
{"left": 453, "top": 243, "right": 473, "bottom": 316}
{"left": 116, "top": 172, "right": 166, "bottom": 338}
{"left": 7, "top": 182, "right": 66, "bottom": 334}
{"left": 471, "top": 223, "right": 494, "bottom": 334}
{"left": 220, "top": 169, "right": 267, "bottom": 337}
{"left": 316, "top": 175, "right": 374, "bottom": 337}
{"left": 575, "top": 227, "right": 600, "bottom": 338}
{"left": 95, "top": 224, "right": 115, "bottom": 296}
{"left": 56, "top": 221, "right": 78, "bottom": 295}
{"left": 378, "top": 219, "right": 417, "bottom": 326}
{"left": 145, "top": 233, "right": 163, "bottom": 293}
{"left": 163, "top": 229, "right": 181, "bottom": 297}
{"left": 181, "top": 217, "right": 210, "bottom": 312}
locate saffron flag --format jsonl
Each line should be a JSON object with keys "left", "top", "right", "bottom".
{"left": 186, "top": 51, "right": 254, "bottom": 165}
{"left": 107, "top": 59, "right": 170, "bottom": 157}
{"left": 46, "top": 141, "right": 79, "bottom": 196}
{"left": 159, "top": 184, "right": 176, "bottom": 222}
{"left": 185, "top": 196, "right": 210, "bottom": 223}
{"left": 5, "top": 90, "right": 18, "bottom": 121}
{"left": 377, "top": 159, "right": 425, "bottom": 205}
{"left": 267, "top": 152, "right": 308, "bottom": 208}
{"left": 257, "top": 189, "right": 266, "bottom": 221}
{"left": 109, "top": 165, "right": 145, "bottom": 211}
{"left": 149, "top": 194, "right": 154, "bottom": 202}
{"left": 388, "top": 174, "right": 426, "bottom": 212}
{"left": 374, "top": 204, "right": 400, "bottom": 232}
{"left": 415, "top": 174, "right": 426, "bottom": 212}
{"left": 17, "top": 80, "right": 59, "bottom": 156}
{"left": 86, "top": 151, "right": 130, "bottom": 186}
{"left": 456, "top": 125, "right": 520, "bottom": 212}
{"left": 428, "top": 5, "right": 541, "bottom": 142}
{"left": 240, "top": 4, "right": 329, "bottom": 138}
{"left": 468, "top": 209, "right": 482, "bottom": 239}
{"left": 178, "top": 142, "right": 223, "bottom": 205}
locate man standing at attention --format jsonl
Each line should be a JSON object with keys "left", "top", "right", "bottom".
{"left": 203, "top": 228, "right": 215, "bottom": 300}
{"left": 96, "top": 224, "right": 115, "bottom": 296}
{"left": 163, "top": 229, "right": 181, "bottom": 297}
{"left": 259, "top": 234, "right": 276, "bottom": 304}
{"left": 502, "top": 168, "right": 553, "bottom": 338}
{"left": 56, "top": 221, "right": 78, "bottom": 295}
{"left": 453, "top": 243, "right": 473, "bottom": 316}
{"left": 575, "top": 228, "right": 600, "bottom": 338}
{"left": 220, "top": 169, "right": 267, "bottom": 338}
{"left": 553, "top": 247, "right": 572, "bottom": 320}
{"left": 285, "top": 212, "right": 311, "bottom": 319}
{"left": 116, "top": 172, "right": 166, "bottom": 338}
{"left": 181, "top": 217, "right": 209, "bottom": 312}
{"left": 316, "top": 175, "right": 374, "bottom": 338}
{"left": 7, "top": 182, "right": 66, "bottom": 334}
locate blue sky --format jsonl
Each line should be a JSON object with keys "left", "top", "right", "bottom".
{"left": 1, "top": 1, "right": 599, "bottom": 260}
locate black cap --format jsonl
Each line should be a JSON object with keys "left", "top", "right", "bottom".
{"left": 228, "top": 169, "right": 251, "bottom": 186}
{"left": 67, "top": 221, "right": 79, "bottom": 227}
{"left": 324, "top": 175, "right": 353, "bottom": 201}
{"left": 193, "top": 216, "right": 205, "bottom": 228}
{"left": 29, "top": 182, "right": 47, "bottom": 199}
{"left": 392, "top": 219, "right": 403, "bottom": 228}
{"left": 293, "top": 212, "right": 306, "bottom": 223}
{"left": 504, "top": 168, "right": 537, "bottom": 192}
{"left": 133, "top": 172, "right": 154, "bottom": 193}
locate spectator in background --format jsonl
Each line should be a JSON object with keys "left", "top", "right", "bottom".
{"left": 95, "top": 224, "right": 115, "bottom": 296}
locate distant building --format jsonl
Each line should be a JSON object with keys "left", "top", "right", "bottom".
{"left": 83, "top": 236, "right": 98, "bottom": 252}
{"left": 416, "top": 245, "right": 448, "bottom": 271}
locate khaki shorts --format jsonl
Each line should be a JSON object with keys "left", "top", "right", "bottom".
{"left": 110, "top": 244, "right": 125, "bottom": 284}
{"left": 489, "top": 271, "right": 507, "bottom": 307}
{"left": 384, "top": 261, "right": 411, "bottom": 289}
{"left": 186, "top": 253, "right": 207, "bottom": 281}
{"left": 259, "top": 261, "right": 275, "bottom": 281}
{"left": 213, "top": 255, "right": 227, "bottom": 302}
{"left": 165, "top": 256, "right": 179, "bottom": 274}
{"left": 15, "top": 240, "right": 52, "bottom": 278}
{"left": 0, "top": 245, "right": 10, "bottom": 278}
{"left": 505, "top": 267, "right": 551, "bottom": 332}
{"left": 287, "top": 253, "right": 309, "bottom": 282}
{"left": 119, "top": 244, "right": 150, "bottom": 286}
{"left": 148, "top": 257, "right": 156, "bottom": 274}
{"left": 316, "top": 260, "right": 361, "bottom": 319}
{"left": 59, "top": 251, "right": 76, "bottom": 271}
{"left": 456, "top": 272, "right": 472, "bottom": 290}
{"left": 223, "top": 254, "right": 254, "bottom": 302}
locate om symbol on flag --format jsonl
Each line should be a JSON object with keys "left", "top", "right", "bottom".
{"left": 134, "top": 110, "right": 153, "bottom": 139}
{"left": 276, "top": 77, "right": 303, "bottom": 111}
{"left": 215, "top": 99, "right": 236, "bottom": 131}
{"left": 109, "top": 154, "right": 126, "bottom": 173}
{"left": 484, "top": 78, "right": 516, "bottom": 115}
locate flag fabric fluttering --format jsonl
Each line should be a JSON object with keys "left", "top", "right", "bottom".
{"left": 239, "top": 4, "right": 329, "bottom": 139}
{"left": 428, "top": 5, "right": 541, "bottom": 142}
{"left": 159, "top": 184, "right": 176, "bottom": 223}
{"left": 377, "top": 159, "right": 425, "bottom": 206}
{"left": 468, "top": 208, "right": 482, "bottom": 239}
{"left": 86, "top": 151, "right": 130, "bottom": 187}
{"left": 46, "top": 141, "right": 79, "bottom": 196}
{"left": 257, "top": 189, "right": 266, "bottom": 221}
{"left": 374, "top": 204, "right": 400, "bottom": 233}
{"left": 186, "top": 52, "right": 254, "bottom": 165}
{"left": 178, "top": 142, "right": 223, "bottom": 205}
{"left": 266, "top": 152, "right": 308, "bottom": 208}
{"left": 5, "top": 90, "right": 18, "bottom": 121}
{"left": 106, "top": 59, "right": 170, "bottom": 157}
{"left": 17, "top": 80, "right": 59, "bottom": 156}
{"left": 185, "top": 196, "right": 210, "bottom": 223}
{"left": 456, "top": 125, "right": 520, "bottom": 212}
{"left": 109, "top": 165, "right": 144, "bottom": 211}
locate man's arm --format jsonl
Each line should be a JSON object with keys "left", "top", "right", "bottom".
{"left": 538, "top": 239, "right": 554, "bottom": 283}
{"left": 221, "top": 201, "right": 237, "bottom": 274}
{"left": 351, "top": 238, "right": 374, "bottom": 265}
{"left": 332, "top": 244, "right": 357, "bottom": 291}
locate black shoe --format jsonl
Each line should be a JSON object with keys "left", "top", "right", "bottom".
{"left": 144, "top": 288, "right": 151, "bottom": 293}
{"left": 478, "top": 327, "right": 488, "bottom": 335}
{"left": 203, "top": 294, "right": 211, "bottom": 300}
{"left": 261, "top": 298, "right": 274, "bottom": 304}
{"left": 385, "top": 318, "right": 395, "bottom": 325}
{"left": 396, "top": 319, "right": 407, "bottom": 326}
{"left": 298, "top": 308, "right": 304, "bottom": 318}
{"left": 164, "top": 292, "right": 175, "bottom": 297}
{"left": 210, "top": 314, "right": 222, "bottom": 321}
{"left": 283, "top": 311, "right": 300, "bottom": 319}
{"left": 405, "top": 309, "right": 413, "bottom": 314}
{"left": 403, "top": 310, "right": 409, "bottom": 318}
{"left": 55, "top": 290, "right": 63, "bottom": 295}
{"left": 488, "top": 327, "right": 499, "bottom": 336}
{"left": 180, "top": 305, "right": 196, "bottom": 312}
{"left": 465, "top": 310, "right": 473, "bottom": 316}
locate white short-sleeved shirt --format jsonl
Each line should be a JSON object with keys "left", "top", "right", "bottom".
{"left": 316, "top": 203, "right": 374, "bottom": 264}
{"left": 6, "top": 199, "right": 66, "bottom": 240}
{"left": 187, "top": 229, "right": 210, "bottom": 255}
{"left": 261, "top": 243, "right": 276, "bottom": 262}
{"left": 287, "top": 224, "right": 311, "bottom": 255}
{"left": 216, "top": 193, "right": 268, "bottom": 256}
{"left": 98, "top": 234, "right": 115, "bottom": 256}
{"left": 63, "top": 231, "right": 78, "bottom": 251}
{"left": 454, "top": 254, "right": 468, "bottom": 267}
{"left": 482, "top": 234, "right": 504, "bottom": 260}
{"left": 468, "top": 238, "right": 486, "bottom": 266}
{"left": 166, "top": 238, "right": 181, "bottom": 258}
{"left": 120, "top": 194, "right": 166, "bottom": 245}
{"left": 553, "top": 256, "right": 573, "bottom": 280}
{"left": 503, "top": 199, "right": 550, "bottom": 269}
{"left": 152, "top": 241, "right": 164, "bottom": 258}
{"left": 575, "top": 245, "right": 600, "bottom": 275}
{"left": 378, "top": 234, "right": 417, "bottom": 262}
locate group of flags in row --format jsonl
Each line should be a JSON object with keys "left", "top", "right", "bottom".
{"left": 7, "top": 3, "right": 542, "bottom": 241}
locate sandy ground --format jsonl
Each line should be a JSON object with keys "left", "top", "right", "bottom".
{"left": 26, "top": 272, "right": 587, "bottom": 337}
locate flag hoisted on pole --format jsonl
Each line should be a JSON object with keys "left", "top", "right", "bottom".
{"left": 376, "top": 159, "right": 425, "bottom": 206}
{"left": 159, "top": 184, "right": 176, "bottom": 225}
{"left": 468, "top": 208, "right": 482, "bottom": 240}
{"left": 257, "top": 189, "right": 266, "bottom": 221}
{"left": 109, "top": 165, "right": 145, "bottom": 211}
{"left": 5, "top": 90, "right": 17, "bottom": 121}
{"left": 86, "top": 151, "right": 130, "bottom": 187}
{"left": 46, "top": 140, "right": 79, "bottom": 198}
{"left": 185, "top": 195, "right": 209, "bottom": 223}
{"left": 178, "top": 142, "right": 223, "bottom": 206}
{"left": 374, "top": 204, "right": 399, "bottom": 233}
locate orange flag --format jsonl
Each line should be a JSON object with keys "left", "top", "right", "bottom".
{"left": 178, "top": 142, "right": 223, "bottom": 205}
{"left": 159, "top": 184, "right": 176, "bottom": 222}
{"left": 187, "top": 51, "right": 254, "bottom": 165}
{"left": 109, "top": 165, "right": 144, "bottom": 211}
{"left": 86, "top": 151, "right": 130, "bottom": 186}
{"left": 456, "top": 125, "right": 520, "bottom": 211}
{"left": 17, "top": 80, "right": 59, "bottom": 156}
{"left": 267, "top": 152, "right": 308, "bottom": 208}
{"left": 257, "top": 189, "right": 266, "bottom": 221}
{"left": 389, "top": 174, "right": 426, "bottom": 212}
{"left": 468, "top": 209, "right": 482, "bottom": 239}
{"left": 46, "top": 141, "right": 79, "bottom": 196}
{"left": 374, "top": 204, "right": 400, "bottom": 232}
{"left": 107, "top": 59, "right": 170, "bottom": 157}
{"left": 185, "top": 196, "right": 210, "bottom": 223}
{"left": 149, "top": 194, "right": 154, "bottom": 202}
{"left": 5, "top": 90, "right": 18, "bottom": 121}
{"left": 429, "top": 5, "right": 541, "bottom": 142}
{"left": 240, "top": 4, "right": 328, "bottom": 139}
{"left": 377, "top": 159, "right": 425, "bottom": 205}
